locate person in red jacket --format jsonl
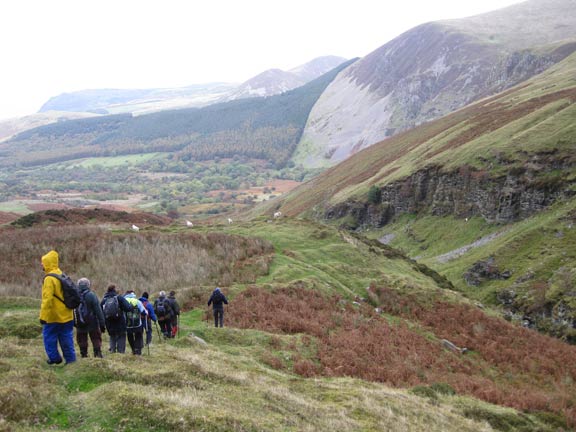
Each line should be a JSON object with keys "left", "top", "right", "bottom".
{"left": 39, "top": 250, "right": 76, "bottom": 365}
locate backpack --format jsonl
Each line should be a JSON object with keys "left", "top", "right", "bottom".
{"left": 125, "top": 297, "right": 142, "bottom": 329}
{"left": 74, "top": 290, "right": 95, "bottom": 327}
{"left": 46, "top": 273, "right": 81, "bottom": 309}
{"left": 212, "top": 290, "right": 223, "bottom": 304}
{"left": 103, "top": 295, "right": 120, "bottom": 320}
{"left": 155, "top": 298, "right": 168, "bottom": 321}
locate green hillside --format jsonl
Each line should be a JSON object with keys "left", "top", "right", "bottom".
{"left": 1, "top": 217, "right": 575, "bottom": 430}
{"left": 1, "top": 60, "right": 355, "bottom": 169}
{"left": 255, "top": 52, "right": 576, "bottom": 342}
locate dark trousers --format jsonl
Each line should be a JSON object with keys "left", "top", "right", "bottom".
{"left": 43, "top": 321, "right": 76, "bottom": 363}
{"left": 127, "top": 330, "right": 144, "bottom": 355}
{"left": 77, "top": 328, "right": 102, "bottom": 356}
{"left": 159, "top": 319, "right": 172, "bottom": 338}
{"left": 213, "top": 308, "right": 224, "bottom": 327}
{"left": 144, "top": 319, "right": 153, "bottom": 345}
{"left": 109, "top": 332, "right": 126, "bottom": 353}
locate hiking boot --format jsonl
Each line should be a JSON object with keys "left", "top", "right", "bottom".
{"left": 94, "top": 348, "right": 103, "bottom": 358}
{"left": 46, "top": 358, "right": 63, "bottom": 365}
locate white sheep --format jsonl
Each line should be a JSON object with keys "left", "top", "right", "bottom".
{"left": 186, "top": 220, "right": 194, "bottom": 227}
{"left": 131, "top": 224, "right": 140, "bottom": 232}
{"left": 273, "top": 211, "right": 282, "bottom": 218}
{"left": 227, "top": 218, "right": 233, "bottom": 224}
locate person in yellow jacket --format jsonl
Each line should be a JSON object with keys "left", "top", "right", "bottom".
{"left": 40, "top": 250, "right": 76, "bottom": 365}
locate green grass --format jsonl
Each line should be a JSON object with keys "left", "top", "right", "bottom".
{"left": 0, "top": 298, "right": 561, "bottom": 432}
{"left": 0, "top": 201, "right": 32, "bottom": 213}
{"left": 64, "top": 152, "right": 163, "bottom": 168}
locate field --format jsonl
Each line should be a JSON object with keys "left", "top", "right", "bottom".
{"left": 0, "top": 215, "right": 574, "bottom": 430}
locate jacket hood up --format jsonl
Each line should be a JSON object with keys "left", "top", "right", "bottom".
{"left": 42, "top": 250, "right": 60, "bottom": 274}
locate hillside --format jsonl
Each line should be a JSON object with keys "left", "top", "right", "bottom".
{"left": 0, "top": 217, "right": 575, "bottom": 430}
{"left": 1, "top": 59, "right": 355, "bottom": 169}
{"left": 294, "top": 0, "right": 576, "bottom": 167}
{"left": 258, "top": 50, "right": 576, "bottom": 342}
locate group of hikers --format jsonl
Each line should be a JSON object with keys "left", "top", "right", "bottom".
{"left": 39, "top": 249, "right": 228, "bottom": 364}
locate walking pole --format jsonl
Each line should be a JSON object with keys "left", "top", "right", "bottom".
{"left": 144, "top": 319, "right": 150, "bottom": 356}
{"left": 155, "top": 321, "right": 162, "bottom": 342}
{"left": 176, "top": 315, "right": 180, "bottom": 339}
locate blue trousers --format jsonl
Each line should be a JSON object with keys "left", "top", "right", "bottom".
{"left": 43, "top": 321, "right": 76, "bottom": 363}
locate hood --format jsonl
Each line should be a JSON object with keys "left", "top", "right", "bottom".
{"left": 139, "top": 297, "right": 148, "bottom": 303}
{"left": 41, "top": 250, "right": 59, "bottom": 274}
{"left": 125, "top": 293, "right": 136, "bottom": 299}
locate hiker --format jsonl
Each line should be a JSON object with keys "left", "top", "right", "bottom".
{"left": 100, "top": 285, "right": 132, "bottom": 354}
{"left": 124, "top": 290, "right": 148, "bottom": 355}
{"left": 154, "top": 291, "right": 174, "bottom": 338}
{"left": 75, "top": 278, "right": 106, "bottom": 358}
{"left": 207, "top": 287, "right": 228, "bottom": 328}
{"left": 139, "top": 292, "right": 157, "bottom": 345}
{"left": 167, "top": 290, "right": 181, "bottom": 338}
{"left": 40, "top": 250, "right": 77, "bottom": 365}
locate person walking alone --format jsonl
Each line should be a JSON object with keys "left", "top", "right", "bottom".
{"left": 207, "top": 287, "right": 228, "bottom": 328}
{"left": 39, "top": 250, "right": 76, "bottom": 365}
{"left": 75, "top": 278, "right": 106, "bottom": 358}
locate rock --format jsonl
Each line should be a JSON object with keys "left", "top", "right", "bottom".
{"left": 463, "top": 257, "right": 512, "bottom": 286}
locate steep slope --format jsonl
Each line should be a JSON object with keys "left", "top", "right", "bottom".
{"left": 261, "top": 51, "right": 576, "bottom": 343}
{"left": 294, "top": 0, "right": 576, "bottom": 167}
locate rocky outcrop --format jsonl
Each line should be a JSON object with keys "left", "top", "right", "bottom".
{"left": 325, "top": 157, "right": 575, "bottom": 227}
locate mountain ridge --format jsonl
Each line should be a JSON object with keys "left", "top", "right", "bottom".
{"left": 294, "top": 0, "right": 576, "bottom": 167}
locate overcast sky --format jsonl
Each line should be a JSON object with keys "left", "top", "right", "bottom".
{"left": 0, "top": 0, "right": 524, "bottom": 120}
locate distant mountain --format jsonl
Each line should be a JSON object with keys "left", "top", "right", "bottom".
{"left": 3, "top": 60, "right": 356, "bottom": 168}
{"left": 39, "top": 83, "right": 237, "bottom": 116}
{"left": 37, "top": 56, "right": 347, "bottom": 116}
{"left": 294, "top": 0, "right": 576, "bottom": 167}
{"left": 226, "top": 56, "right": 348, "bottom": 100}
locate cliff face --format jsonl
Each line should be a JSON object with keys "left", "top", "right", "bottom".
{"left": 325, "top": 156, "right": 575, "bottom": 227}
{"left": 294, "top": 0, "right": 576, "bottom": 168}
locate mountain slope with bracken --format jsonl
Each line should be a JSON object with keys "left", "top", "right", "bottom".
{"left": 293, "top": 0, "right": 576, "bottom": 168}
{"left": 257, "top": 50, "right": 576, "bottom": 343}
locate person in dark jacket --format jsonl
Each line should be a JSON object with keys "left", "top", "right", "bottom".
{"left": 167, "top": 290, "right": 181, "bottom": 338}
{"left": 154, "top": 291, "right": 174, "bottom": 338}
{"left": 100, "top": 285, "right": 132, "bottom": 354}
{"left": 207, "top": 287, "right": 228, "bottom": 328}
{"left": 139, "top": 292, "right": 157, "bottom": 345}
{"left": 75, "top": 278, "right": 106, "bottom": 358}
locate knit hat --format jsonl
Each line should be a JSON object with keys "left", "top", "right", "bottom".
{"left": 159, "top": 291, "right": 166, "bottom": 297}
{"left": 142, "top": 291, "right": 149, "bottom": 299}
{"left": 78, "top": 278, "right": 91, "bottom": 289}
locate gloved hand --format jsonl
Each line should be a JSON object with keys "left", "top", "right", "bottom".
{"left": 100, "top": 326, "right": 106, "bottom": 334}
{"left": 39, "top": 319, "right": 46, "bottom": 325}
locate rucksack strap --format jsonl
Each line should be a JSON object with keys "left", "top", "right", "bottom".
{"left": 45, "top": 273, "right": 65, "bottom": 304}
